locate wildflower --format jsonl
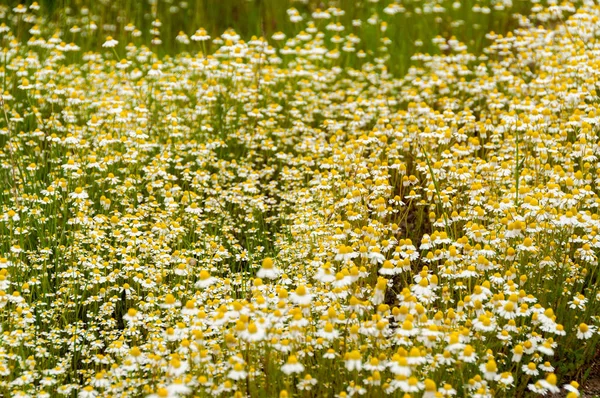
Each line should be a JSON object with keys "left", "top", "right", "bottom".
{"left": 281, "top": 355, "right": 304, "bottom": 375}
{"left": 102, "top": 36, "right": 118, "bottom": 48}
{"left": 323, "top": 349, "right": 337, "bottom": 359}
{"left": 522, "top": 362, "right": 539, "bottom": 376}
{"left": 297, "top": 374, "right": 317, "bottom": 390}
{"left": 497, "top": 372, "right": 514, "bottom": 387}
{"left": 239, "top": 322, "right": 266, "bottom": 342}
{"left": 257, "top": 257, "right": 281, "bottom": 280}
{"left": 317, "top": 322, "right": 340, "bottom": 340}
{"left": 533, "top": 373, "right": 560, "bottom": 394}
{"left": 480, "top": 359, "right": 498, "bottom": 380}
{"left": 78, "top": 386, "right": 98, "bottom": 398}
{"left": 195, "top": 270, "right": 216, "bottom": 288}
{"left": 388, "top": 354, "right": 411, "bottom": 376}
{"left": 176, "top": 32, "right": 190, "bottom": 44}
{"left": 227, "top": 363, "right": 247, "bottom": 380}
{"left": 512, "top": 344, "right": 524, "bottom": 362}
{"left": 123, "top": 308, "right": 143, "bottom": 324}
{"left": 191, "top": 28, "right": 210, "bottom": 41}
{"left": 371, "top": 277, "right": 387, "bottom": 305}
{"left": 539, "top": 362, "right": 555, "bottom": 372}
{"left": 160, "top": 294, "right": 181, "bottom": 309}
{"left": 335, "top": 245, "right": 358, "bottom": 261}
{"left": 414, "top": 379, "right": 434, "bottom": 397}
{"left": 69, "top": 187, "right": 88, "bottom": 199}
{"left": 564, "top": 381, "right": 580, "bottom": 396}
{"left": 458, "top": 345, "right": 478, "bottom": 363}
{"left": 576, "top": 323, "right": 596, "bottom": 339}
{"left": 440, "top": 383, "right": 457, "bottom": 396}
{"left": 290, "top": 285, "right": 312, "bottom": 305}
{"left": 345, "top": 350, "right": 362, "bottom": 371}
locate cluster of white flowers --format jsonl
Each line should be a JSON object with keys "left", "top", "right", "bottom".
{"left": 0, "top": 1, "right": 597, "bottom": 397}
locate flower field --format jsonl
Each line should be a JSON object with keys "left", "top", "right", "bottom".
{"left": 1, "top": 0, "right": 600, "bottom": 397}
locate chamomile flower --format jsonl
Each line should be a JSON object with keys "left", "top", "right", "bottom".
{"left": 195, "top": 270, "right": 216, "bottom": 288}
{"left": 102, "top": 36, "right": 118, "bottom": 48}
{"left": 256, "top": 257, "right": 281, "bottom": 280}
{"left": 289, "top": 285, "right": 312, "bottom": 305}
{"left": 281, "top": 355, "right": 304, "bottom": 375}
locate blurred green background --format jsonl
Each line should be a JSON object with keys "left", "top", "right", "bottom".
{"left": 6, "top": 0, "right": 569, "bottom": 75}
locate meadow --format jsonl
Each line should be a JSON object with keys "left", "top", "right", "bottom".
{"left": 0, "top": 0, "right": 598, "bottom": 397}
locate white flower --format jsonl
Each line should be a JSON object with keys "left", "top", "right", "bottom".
{"left": 195, "top": 270, "right": 216, "bottom": 288}
{"left": 256, "top": 257, "right": 281, "bottom": 280}
{"left": 191, "top": 28, "right": 210, "bottom": 41}
{"left": 576, "top": 323, "right": 596, "bottom": 340}
{"left": 69, "top": 187, "right": 88, "bottom": 199}
{"left": 102, "top": 36, "right": 118, "bottom": 48}
{"left": 289, "top": 285, "right": 312, "bottom": 305}
{"left": 345, "top": 351, "right": 362, "bottom": 371}
{"left": 78, "top": 387, "right": 98, "bottom": 398}
{"left": 239, "top": 322, "right": 266, "bottom": 342}
{"left": 281, "top": 355, "right": 304, "bottom": 375}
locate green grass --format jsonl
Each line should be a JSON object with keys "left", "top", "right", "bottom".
{"left": 8, "top": 0, "right": 561, "bottom": 75}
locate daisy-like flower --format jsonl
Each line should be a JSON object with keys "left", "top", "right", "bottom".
{"left": 184, "top": 202, "right": 203, "bottom": 215}
{"left": 497, "top": 298, "right": 518, "bottom": 319}
{"left": 256, "top": 257, "right": 281, "bottom": 280}
{"left": 13, "top": 4, "right": 27, "bottom": 13}
{"left": 195, "top": 270, "right": 216, "bottom": 288}
{"left": 367, "top": 247, "right": 385, "bottom": 264}
{"left": 423, "top": 379, "right": 438, "bottom": 398}
{"left": 176, "top": 31, "right": 190, "bottom": 44}
{"left": 167, "top": 356, "right": 188, "bottom": 377}
{"left": 395, "top": 376, "right": 424, "bottom": 393}
{"left": 388, "top": 355, "right": 411, "bottom": 376}
{"left": 479, "top": 359, "right": 498, "bottom": 381}
{"left": 281, "top": 355, "right": 304, "bottom": 375}
{"left": 379, "top": 260, "right": 398, "bottom": 276}
{"left": 458, "top": 345, "right": 478, "bottom": 363}
{"left": 512, "top": 344, "right": 524, "bottom": 362}
{"left": 473, "top": 314, "right": 496, "bottom": 332}
{"left": 227, "top": 362, "right": 247, "bottom": 380}
{"left": 160, "top": 293, "right": 181, "bottom": 309}
{"left": 314, "top": 262, "right": 336, "bottom": 283}
{"left": 69, "top": 187, "right": 88, "bottom": 199}
{"left": 317, "top": 322, "right": 340, "bottom": 340}
{"left": 563, "top": 381, "right": 580, "bottom": 396}
{"left": 323, "top": 349, "right": 337, "bottom": 359}
{"left": 576, "top": 323, "right": 596, "bottom": 339}
{"left": 78, "top": 386, "right": 98, "bottom": 398}
{"left": 123, "top": 308, "right": 143, "bottom": 325}
{"left": 239, "top": 322, "right": 266, "bottom": 342}
{"left": 102, "top": 36, "right": 118, "bottom": 48}
{"left": 539, "top": 362, "right": 555, "bottom": 372}
{"left": 191, "top": 28, "right": 210, "bottom": 41}
{"left": 496, "top": 372, "right": 514, "bottom": 388}
{"left": 406, "top": 347, "right": 427, "bottom": 366}
{"left": 272, "top": 32, "right": 286, "bottom": 41}
{"left": 395, "top": 319, "right": 418, "bottom": 338}
{"left": 440, "top": 383, "right": 457, "bottom": 396}
{"left": 371, "top": 277, "right": 387, "bottom": 305}
{"left": 364, "top": 357, "right": 386, "bottom": 372}
{"left": 344, "top": 350, "right": 362, "bottom": 371}
{"left": 297, "top": 374, "right": 317, "bottom": 391}
{"left": 522, "top": 362, "right": 539, "bottom": 376}
{"left": 535, "top": 373, "right": 560, "bottom": 394}
{"left": 335, "top": 245, "right": 358, "bottom": 261}
{"left": 289, "top": 285, "right": 312, "bottom": 305}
